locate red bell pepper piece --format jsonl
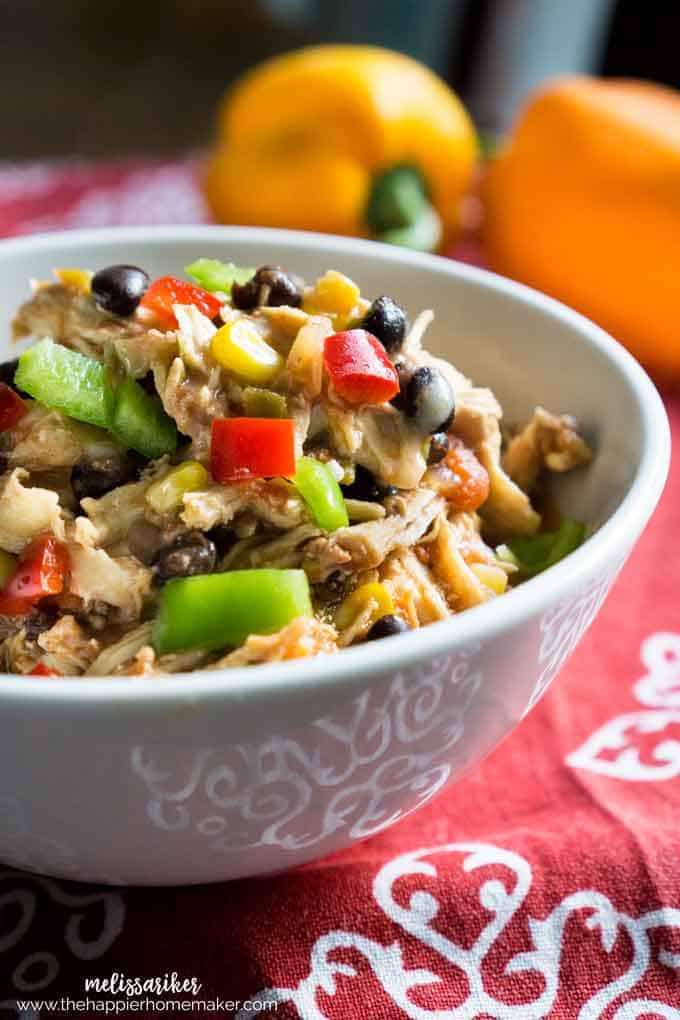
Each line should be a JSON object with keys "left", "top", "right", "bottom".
{"left": 29, "top": 662, "right": 60, "bottom": 677}
{"left": 0, "top": 382, "right": 27, "bottom": 431}
{"left": 211, "top": 418, "right": 296, "bottom": 483}
{"left": 323, "top": 329, "right": 400, "bottom": 405}
{"left": 0, "top": 535, "right": 70, "bottom": 616}
{"left": 139, "top": 276, "right": 222, "bottom": 329}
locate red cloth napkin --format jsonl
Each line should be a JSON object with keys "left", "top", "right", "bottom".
{"left": 1, "top": 160, "right": 679, "bottom": 1019}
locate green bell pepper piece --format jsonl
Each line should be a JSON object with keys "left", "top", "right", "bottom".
{"left": 185, "top": 258, "right": 255, "bottom": 294}
{"left": 153, "top": 568, "right": 313, "bottom": 654}
{"left": 242, "top": 387, "right": 288, "bottom": 419}
{"left": 15, "top": 338, "right": 114, "bottom": 429}
{"left": 110, "top": 376, "right": 178, "bottom": 459}
{"left": 508, "top": 519, "right": 586, "bottom": 578}
{"left": 293, "top": 456, "right": 349, "bottom": 532}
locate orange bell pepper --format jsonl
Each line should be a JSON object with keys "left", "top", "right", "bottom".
{"left": 205, "top": 45, "right": 478, "bottom": 251}
{"left": 482, "top": 75, "right": 680, "bottom": 382}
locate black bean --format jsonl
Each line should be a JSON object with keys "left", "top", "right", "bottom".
{"left": 24, "top": 605, "right": 58, "bottom": 641}
{"left": 91, "top": 264, "right": 150, "bottom": 318}
{"left": 71, "top": 453, "right": 142, "bottom": 502}
{"left": 153, "top": 531, "right": 217, "bottom": 583}
{"left": 401, "top": 366, "right": 455, "bottom": 435}
{"left": 361, "top": 296, "right": 407, "bottom": 355}
{"left": 207, "top": 525, "right": 236, "bottom": 558}
{"left": 427, "top": 432, "right": 450, "bottom": 465}
{"left": 231, "top": 265, "right": 304, "bottom": 310}
{"left": 341, "top": 464, "right": 396, "bottom": 503}
{"left": 0, "top": 358, "right": 19, "bottom": 390}
{"left": 137, "top": 371, "right": 157, "bottom": 395}
{"left": 365, "top": 614, "right": 411, "bottom": 641}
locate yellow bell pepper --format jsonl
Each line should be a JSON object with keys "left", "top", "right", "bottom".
{"left": 334, "top": 581, "right": 394, "bottom": 630}
{"left": 205, "top": 45, "right": 478, "bottom": 251}
{"left": 482, "top": 75, "right": 680, "bottom": 382}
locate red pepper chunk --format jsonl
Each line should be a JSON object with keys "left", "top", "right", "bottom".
{"left": 139, "top": 276, "right": 222, "bottom": 329}
{"left": 443, "top": 437, "right": 490, "bottom": 512}
{"left": 323, "top": 330, "right": 399, "bottom": 405}
{"left": 0, "top": 382, "right": 27, "bottom": 431}
{"left": 30, "top": 662, "right": 60, "bottom": 677}
{"left": 0, "top": 535, "right": 70, "bottom": 616}
{"left": 211, "top": 418, "right": 296, "bottom": 484}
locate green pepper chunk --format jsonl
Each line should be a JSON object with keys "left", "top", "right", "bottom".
{"left": 15, "top": 338, "right": 114, "bottom": 429}
{"left": 111, "top": 377, "right": 178, "bottom": 459}
{"left": 242, "top": 387, "right": 288, "bottom": 418}
{"left": 153, "top": 568, "right": 313, "bottom": 654}
{"left": 293, "top": 456, "right": 349, "bottom": 532}
{"left": 185, "top": 258, "right": 255, "bottom": 294}
{"left": 508, "top": 519, "right": 586, "bottom": 578}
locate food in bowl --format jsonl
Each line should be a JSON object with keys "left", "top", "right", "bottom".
{"left": 0, "top": 258, "right": 591, "bottom": 677}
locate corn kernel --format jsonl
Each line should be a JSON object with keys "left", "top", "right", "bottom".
{"left": 145, "top": 461, "right": 209, "bottom": 514}
{"left": 303, "top": 270, "right": 361, "bottom": 321}
{"left": 470, "top": 562, "right": 508, "bottom": 596}
{"left": 211, "top": 320, "right": 283, "bottom": 384}
{"left": 335, "top": 581, "right": 394, "bottom": 630}
{"left": 55, "top": 268, "right": 93, "bottom": 293}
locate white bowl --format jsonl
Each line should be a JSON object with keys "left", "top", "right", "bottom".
{"left": 0, "top": 227, "right": 669, "bottom": 885}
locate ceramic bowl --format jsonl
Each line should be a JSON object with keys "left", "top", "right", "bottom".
{"left": 0, "top": 227, "right": 669, "bottom": 885}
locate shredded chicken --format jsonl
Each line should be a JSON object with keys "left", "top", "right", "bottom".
{"left": 68, "top": 544, "right": 152, "bottom": 621}
{"left": 86, "top": 622, "right": 154, "bottom": 675}
{"left": 37, "top": 616, "right": 100, "bottom": 674}
{"left": 232, "top": 524, "right": 321, "bottom": 570}
{"left": 182, "top": 480, "right": 307, "bottom": 532}
{"left": 0, "top": 468, "right": 65, "bottom": 552}
{"left": 1, "top": 629, "right": 39, "bottom": 674}
{"left": 306, "top": 489, "right": 445, "bottom": 580}
{"left": 80, "top": 476, "right": 156, "bottom": 547}
{"left": 213, "top": 616, "right": 337, "bottom": 667}
{"left": 453, "top": 388, "right": 541, "bottom": 538}
{"left": 380, "top": 548, "right": 450, "bottom": 627}
{"left": 503, "top": 406, "right": 592, "bottom": 492}
{"left": 429, "top": 516, "right": 490, "bottom": 611}
{"left": 13, "top": 283, "right": 142, "bottom": 358}
{"left": 9, "top": 405, "right": 87, "bottom": 471}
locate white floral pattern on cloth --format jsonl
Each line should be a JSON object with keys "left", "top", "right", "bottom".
{"left": 567, "top": 630, "right": 680, "bottom": 781}
{"left": 234, "top": 841, "right": 680, "bottom": 1019}
{"left": 0, "top": 870, "right": 124, "bottom": 1012}
{"left": 524, "top": 566, "right": 623, "bottom": 716}
{"left": 130, "top": 651, "right": 482, "bottom": 854}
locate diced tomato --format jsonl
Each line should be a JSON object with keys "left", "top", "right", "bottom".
{"left": 0, "top": 535, "right": 70, "bottom": 616}
{"left": 441, "top": 437, "right": 490, "bottom": 512}
{"left": 323, "top": 329, "right": 399, "bottom": 405}
{"left": 139, "top": 276, "right": 222, "bottom": 329}
{"left": 0, "top": 382, "right": 27, "bottom": 431}
{"left": 210, "top": 418, "right": 296, "bottom": 484}
{"left": 29, "top": 662, "right": 60, "bottom": 677}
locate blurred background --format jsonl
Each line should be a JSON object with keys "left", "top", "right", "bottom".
{"left": 1, "top": 0, "right": 677, "bottom": 158}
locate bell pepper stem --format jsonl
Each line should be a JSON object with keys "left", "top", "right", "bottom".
{"left": 365, "top": 164, "right": 442, "bottom": 252}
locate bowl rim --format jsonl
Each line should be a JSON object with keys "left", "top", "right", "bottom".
{"left": 0, "top": 225, "right": 670, "bottom": 708}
